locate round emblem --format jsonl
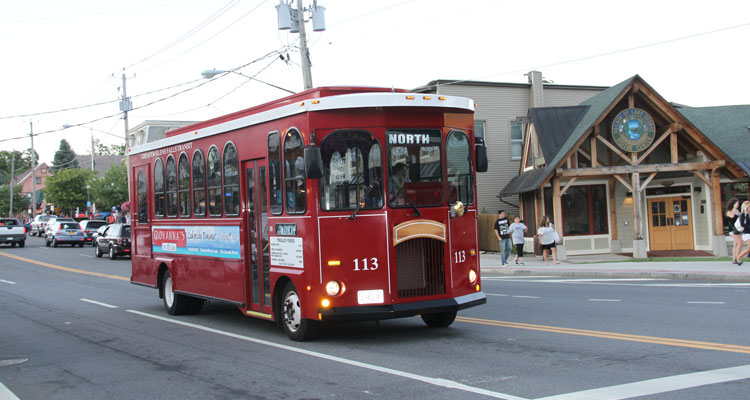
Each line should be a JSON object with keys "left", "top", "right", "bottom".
{"left": 611, "top": 108, "right": 656, "bottom": 152}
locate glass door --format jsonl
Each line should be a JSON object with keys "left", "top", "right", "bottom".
{"left": 243, "top": 159, "right": 272, "bottom": 315}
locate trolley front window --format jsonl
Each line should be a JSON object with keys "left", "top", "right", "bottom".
{"left": 446, "top": 130, "right": 474, "bottom": 205}
{"left": 387, "top": 129, "right": 443, "bottom": 207}
{"left": 320, "top": 131, "right": 383, "bottom": 211}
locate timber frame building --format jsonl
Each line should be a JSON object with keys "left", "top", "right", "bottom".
{"left": 500, "top": 75, "right": 750, "bottom": 258}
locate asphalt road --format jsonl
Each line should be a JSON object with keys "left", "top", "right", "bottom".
{"left": 1, "top": 236, "right": 750, "bottom": 399}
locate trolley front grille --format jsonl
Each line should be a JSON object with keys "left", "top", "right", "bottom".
{"left": 396, "top": 238, "right": 445, "bottom": 299}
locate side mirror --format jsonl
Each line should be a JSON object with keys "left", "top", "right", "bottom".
{"left": 475, "top": 138, "right": 488, "bottom": 172}
{"left": 304, "top": 146, "right": 324, "bottom": 179}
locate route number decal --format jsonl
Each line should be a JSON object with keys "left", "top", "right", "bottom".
{"left": 353, "top": 257, "right": 379, "bottom": 271}
{"left": 454, "top": 250, "right": 466, "bottom": 263}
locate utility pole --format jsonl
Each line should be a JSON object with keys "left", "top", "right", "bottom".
{"left": 296, "top": 0, "right": 312, "bottom": 90}
{"left": 120, "top": 72, "right": 132, "bottom": 150}
{"left": 9, "top": 151, "right": 15, "bottom": 217}
{"left": 277, "top": 0, "right": 325, "bottom": 90}
{"left": 29, "top": 121, "right": 36, "bottom": 219}
{"left": 90, "top": 128, "right": 95, "bottom": 171}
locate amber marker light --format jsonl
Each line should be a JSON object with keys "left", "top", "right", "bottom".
{"left": 321, "top": 299, "right": 331, "bottom": 307}
{"left": 312, "top": 100, "right": 320, "bottom": 104}
{"left": 423, "top": 96, "right": 432, "bottom": 100}
{"left": 405, "top": 95, "right": 415, "bottom": 100}
{"left": 476, "top": 284, "right": 481, "bottom": 291}
{"left": 469, "top": 249, "right": 476, "bottom": 256}
{"left": 299, "top": 102, "right": 305, "bottom": 106}
{"left": 438, "top": 96, "right": 446, "bottom": 100}
{"left": 327, "top": 260, "right": 341, "bottom": 267}
{"left": 306, "top": 285, "right": 311, "bottom": 291}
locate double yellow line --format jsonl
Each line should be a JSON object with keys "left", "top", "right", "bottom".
{"left": 457, "top": 316, "right": 750, "bottom": 354}
{"left": 0, "top": 251, "right": 129, "bottom": 281}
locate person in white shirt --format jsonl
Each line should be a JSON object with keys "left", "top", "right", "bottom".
{"left": 508, "top": 215, "right": 527, "bottom": 265}
{"left": 537, "top": 215, "right": 559, "bottom": 265}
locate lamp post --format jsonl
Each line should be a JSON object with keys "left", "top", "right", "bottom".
{"left": 86, "top": 184, "right": 91, "bottom": 217}
{"left": 200, "top": 69, "right": 295, "bottom": 94}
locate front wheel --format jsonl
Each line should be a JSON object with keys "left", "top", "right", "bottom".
{"left": 94, "top": 244, "right": 103, "bottom": 258}
{"left": 420, "top": 310, "right": 457, "bottom": 328}
{"left": 281, "top": 282, "right": 316, "bottom": 341}
{"left": 109, "top": 246, "right": 117, "bottom": 260}
{"left": 18, "top": 241, "right": 25, "bottom": 248}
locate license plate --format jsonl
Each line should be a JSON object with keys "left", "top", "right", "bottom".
{"left": 67, "top": 231, "right": 75, "bottom": 234}
{"left": 357, "top": 289, "right": 384, "bottom": 305}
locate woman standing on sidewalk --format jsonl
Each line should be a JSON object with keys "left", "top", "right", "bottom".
{"left": 727, "top": 198, "right": 743, "bottom": 265}
{"left": 537, "top": 216, "right": 559, "bottom": 265}
{"left": 736, "top": 201, "right": 750, "bottom": 265}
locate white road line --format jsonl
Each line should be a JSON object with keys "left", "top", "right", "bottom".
{"left": 78, "top": 254, "right": 95, "bottom": 258}
{"left": 482, "top": 276, "right": 560, "bottom": 280}
{"left": 536, "top": 364, "right": 750, "bottom": 400}
{"left": 80, "top": 298, "right": 118, "bottom": 308}
{"left": 0, "top": 279, "right": 16, "bottom": 285}
{"left": 686, "top": 301, "right": 726, "bottom": 305}
{"left": 126, "top": 310, "right": 529, "bottom": 400}
{"left": 486, "top": 293, "right": 509, "bottom": 297}
{"left": 0, "top": 382, "right": 20, "bottom": 400}
{"left": 541, "top": 278, "right": 663, "bottom": 283}
{"left": 588, "top": 299, "right": 622, "bottom": 302}
{"left": 511, "top": 295, "right": 540, "bottom": 299}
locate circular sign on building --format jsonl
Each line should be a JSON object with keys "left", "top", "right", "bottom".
{"left": 611, "top": 108, "right": 656, "bottom": 153}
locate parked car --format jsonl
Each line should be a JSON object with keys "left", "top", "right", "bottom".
{"left": 30, "top": 214, "right": 57, "bottom": 236}
{"left": 91, "top": 225, "right": 108, "bottom": 244}
{"left": 0, "top": 218, "right": 26, "bottom": 247}
{"left": 45, "top": 221, "right": 86, "bottom": 247}
{"left": 79, "top": 220, "right": 108, "bottom": 245}
{"left": 43, "top": 217, "right": 75, "bottom": 238}
{"left": 94, "top": 223, "right": 131, "bottom": 260}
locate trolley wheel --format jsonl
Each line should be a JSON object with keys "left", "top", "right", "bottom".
{"left": 109, "top": 246, "right": 117, "bottom": 260}
{"left": 94, "top": 244, "right": 103, "bottom": 258}
{"left": 162, "top": 269, "right": 194, "bottom": 315}
{"left": 420, "top": 310, "right": 457, "bottom": 328}
{"left": 281, "top": 282, "right": 316, "bottom": 341}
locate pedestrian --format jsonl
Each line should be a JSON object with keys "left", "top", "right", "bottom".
{"left": 494, "top": 210, "right": 512, "bottom": 266}
{"left": 537, "top": 215, "right": 559, "bottom": 265}
{"left": 736, "top": 201, "right": 750, "bottom": 265}
{"left": 508, "top": 215, "right": 527, "bottom": 265}
{"left": 726, "top": 198, "right": 743, "bottom": 265}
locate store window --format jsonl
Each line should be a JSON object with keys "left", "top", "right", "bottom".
{"left": 721, "top": 182, "right": 750, "bottom": 233}
{"left": 545, "top": 185, "right": 608, "bottom": 235}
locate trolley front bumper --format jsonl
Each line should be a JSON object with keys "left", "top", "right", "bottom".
{"left": 318, "top": 291, "right": 486, "bottom": 322}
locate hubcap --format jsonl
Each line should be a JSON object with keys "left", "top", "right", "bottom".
{"left": 283, "top": 291, "right": 301, "bottom": 333}
{"left": 164, "top": 276, "right": 174, "bottom": 307}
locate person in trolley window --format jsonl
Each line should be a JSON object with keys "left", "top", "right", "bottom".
{"left": 388, "top": 162, "right": 409, "bottom": 205}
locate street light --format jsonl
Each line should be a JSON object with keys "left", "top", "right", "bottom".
{"left": 200, "top": 69, "right": 295, "bottom": 95}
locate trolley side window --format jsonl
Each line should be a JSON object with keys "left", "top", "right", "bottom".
{"left": 320, "top": 130, "right": 383, "bottom": 211}
{"left": 192, "top": 149, "right": 206, "bottom": 217}
{"left": 268, "top": 132, "right": 283, "bottom": 215}
{"left": 284, "top": 129, "right": 306, "bottom": 214}
{"left": 154, "top": 158, "right": 165, "bottom": 218}
{"left": 207, "top": 146, "right": 223, "bottom": 216}
{"left": 223, "top": 142, "right": 240, "bottom": 216}
{"left": 446, "top": 131, "right": 474, "bottom": 205}
{"left": 137, "top": 170, "right": 148, "bottom": 224}
{"left": 166, "top": 155, "right": 177, "bottom": 217}
{"left": 178, "top": 153, "right": 191, "bottom": 217}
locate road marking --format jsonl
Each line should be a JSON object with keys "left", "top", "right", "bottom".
{"left": 588, "top": 299, "right": 622, "bottom": 302}
{"left": 0, "top": 252, "right": 129, "bottom": 281}
{"left": 486, "top": 293, "right": 509, "bottom": 297}
{"left": 126, "top": 310, "right": 529, "bottom": 400}
{"left": 511, "top": 295, "right": 540, "bottom": 299}
{"left": 456, "top": 316, "right": 750, "bottom": 354}
{"left": 482, "top": 276, "right": 560, "bottom": 280}
{"left": 0, "top": 279, "right": 16, "bottom": 285}
{"left": 80, "top": 298, "right": 118, "bottom": 308}
{"left": 0, "top": 382, "right": 20, "bottom": 400}
{"left": 78, "top": 254, "right": 95, "bottom": 258}
{"left": 537, "top": 364, "right": 750, "bottom": 400}
{"left": 686, "top": 301, "right": 725, "bottom": 304}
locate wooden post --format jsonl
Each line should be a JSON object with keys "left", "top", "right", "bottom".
{"left": 632, "top": 171, "right": 642, "bottom": 240}
{"left": 591, "top": 136, "right": 598, "bottom": 168}
{"left": 553, "top": 176, "right": 563, "bottom": 239}
{"left": 670, "top": 132, "right": 678, "bottom": 164}
{"left": 711, "top": 170, "right": 723, "bottom": 236}
{"left": 608, "top": 177, "right": 618, "bottom": 240}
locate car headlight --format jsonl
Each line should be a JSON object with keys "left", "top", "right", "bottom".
{"left": 325, "top": 280, "right": 342, "bottom": 296}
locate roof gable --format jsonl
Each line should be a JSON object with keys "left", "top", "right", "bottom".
{"left": 529, "top": 105, "right": 590, "bottom": 162}
{"left": 678, "top": 105, "right": 750, "bottom": 174}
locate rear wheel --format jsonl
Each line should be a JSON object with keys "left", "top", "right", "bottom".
{"left": 281, "top": 282, "right": 316, "bottom": 341}
{"left": 53, "top": 239, "right": 58, "bottom": 248}
{"left": 18, "top": 241, "right": 25, "bottom": 248}
{"left": 94, "top": 244, "right": 103, "bottom": 258}
{"left": 162, "top": 270, "right": 191, "bottom": 315}
{"left": 420, "top": 310, "right": 457, "bottom": 328}
{"left": 109, "top": 246, "right": 117, "bottom": 260}
{"left": 79, "top": 243, "right": 84, "bottom": 248}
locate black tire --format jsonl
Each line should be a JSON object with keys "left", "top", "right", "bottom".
{"left": 162, "top": 269, "right": 190, "bottom": 315}
{"left": 109, "top": 246, "right": 117, "bottom": 260}
{"left": 280, "top": 282, "right": 316, "bottom": 341}
{"left": 52, "top": 239, "right": 58, "bottom": 248}
{"left": 94, "top": 244, "right": 103, "bottom": 258}
{"left": 420, "top": 310, "right": 457, "bottom": 328}
{"left": 79, "top": 243, "right": 84, "bottom": 248}
{"left": 45, "top": 239, "right": 50, "bottom": 247}
{"left": 18, "top": 241, "right": 25, "bottom": 248}
{"left": 10, "top": 243, "right": 15, "bottom": 248}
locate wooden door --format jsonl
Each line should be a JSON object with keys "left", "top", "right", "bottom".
{"left": 647, "top": 196, "right": 694, "bottom": 251}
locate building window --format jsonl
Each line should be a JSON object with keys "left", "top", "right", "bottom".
{"left": 165, "top": 155, "right": 177, "bottom": 217}
{"left": 284, "top": 129, "right": 306, "bottom": 214}
{"left": 268, "top": 132, "right": 283, "bottom": 215}
{"left": 178, "top": 153, "right": 191, "bottom": 217}
{"left": 511, "top": 121, "right": 524, "bottom": 160}
{"left": 223, "top": 142, "right": 240, "bottom": 216}
{"left": 474, "top": 121, "right": 485, "bottom": 142}
{"left": 35, "top": 177, "right": 42, "bottom": 184}
{"left": 544, "top": 185, "right": 608, "bottom": 236}
{"left": 192, "top": 150, "right": 206, "bottom": 217}
{"left": 207, "top": 146, "right": 223, "bottom": 216}
{"left": 153, "top": 159, "right": 165, "bottom": 218}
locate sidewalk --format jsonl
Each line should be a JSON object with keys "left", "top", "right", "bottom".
{"left": 479, "top": 252, "right": 750, "bottom": 282}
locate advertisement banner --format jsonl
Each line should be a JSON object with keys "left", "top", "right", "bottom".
{"left": 152, "top": 225, "right": 241, "bottom": 259}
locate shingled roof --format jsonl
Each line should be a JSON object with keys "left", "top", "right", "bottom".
{"left": 677, "top": 105, "right": 750, "bottom": 175}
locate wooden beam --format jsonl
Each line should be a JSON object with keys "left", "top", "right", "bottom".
{"left": 608, "top": 177, "right": 618, "bottom": 240}
{"left": 553, "top": 177, "right": 563, "bottom": 241}
{"left": 613, "top": 174, "right": 633, "bottom": 192}
{"left": 692, "top": 170, "right": 712, "bottom": 186}
{"left": 711, "top": 170, "right": 723, "bottom": 236}
{"left": 558, "top": 160, "right": 726, "bottom": 178}
{"left": 636, "top": 124, "right": 679, "bottom": 164}
{"left": 597, "top": 135, "right": 632, "bottom": 164}
{"left": 628, "top": 93, "right": 635, "bottom": 109}
{"left": 632, "top": 172, "right": 643, "bottom": 240}
{"left": 577, "top": 148, "right": 591, "bottom": 160}
{"left": 640, "top": 172, "right": 657, "bottom": 189}
{"left": 590, "top": 136, "right": 598, "bottom": 168}
{"left": 560, "top": 177, "right": 577, "bottom": 196}
{"left": 670, "top": 132, "right": 679, "bottom": 164}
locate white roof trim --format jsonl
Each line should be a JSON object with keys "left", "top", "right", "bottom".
{"left": 128, "top": 92, "right": 474, "bottom": 156}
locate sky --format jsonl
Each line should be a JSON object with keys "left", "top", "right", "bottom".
{"left": 1, "top": 0, "right": 748, "bottom": 164}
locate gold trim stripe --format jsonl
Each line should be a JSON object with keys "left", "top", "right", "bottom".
{"left": 393, "top": 219, "right": 446, "bottom": 246}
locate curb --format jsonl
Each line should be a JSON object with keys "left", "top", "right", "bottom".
{"left": 480, "top": 267, "right": 750, "bottom": 283}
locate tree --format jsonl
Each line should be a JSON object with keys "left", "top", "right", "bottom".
{"left": 52, "top": 139, "right": 78, "bottom": 173}
{"left": 0, "top": 149, "right": 36, "bottom": 184}
{"left": 44, "top": 169, "right": 96, "bottom": 215}
{"left": 90, "top": 161, "right": 128, "bottom": 211}
{"left": 0, "top": 185, "right": 29, "bottom": 217}
{"left": 94, "top": 139, "right": 125, "bottom": 156}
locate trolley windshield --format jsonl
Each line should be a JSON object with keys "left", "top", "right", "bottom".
{"left": 387, "top": 129, "right": 443, "bottom": 207}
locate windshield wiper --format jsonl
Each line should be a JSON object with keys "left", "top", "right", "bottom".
{"left": 349, "top": 182, "right": 379, "bottom": 220}
{"left": 394, "top": 184, "right": 421, "bottom": 217}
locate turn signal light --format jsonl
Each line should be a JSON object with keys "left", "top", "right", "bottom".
{"left": 406, "top": 95, "right": 415, "bottom": 100}
{"left": 321, "top": 299, "right": 331, "bottom": 307}
{"left": 327, "top": 260, "right": 341, "bottom": 267}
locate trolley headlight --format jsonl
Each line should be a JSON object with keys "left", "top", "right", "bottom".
{"left": 468, "top": 269, "right": 478, "bottom": 285}
{"left": 325, "top": 280, "right": 342, "bottom": 296}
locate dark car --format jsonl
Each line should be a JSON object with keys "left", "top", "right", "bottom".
{"left": 45, "top": 221, "right": 86, "bottom": 247}
{"left": 94, "top": 223, "right": 131, "bottom": 260}
{"left": 79, "top": 220, "right": 108, "bottom": 245}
